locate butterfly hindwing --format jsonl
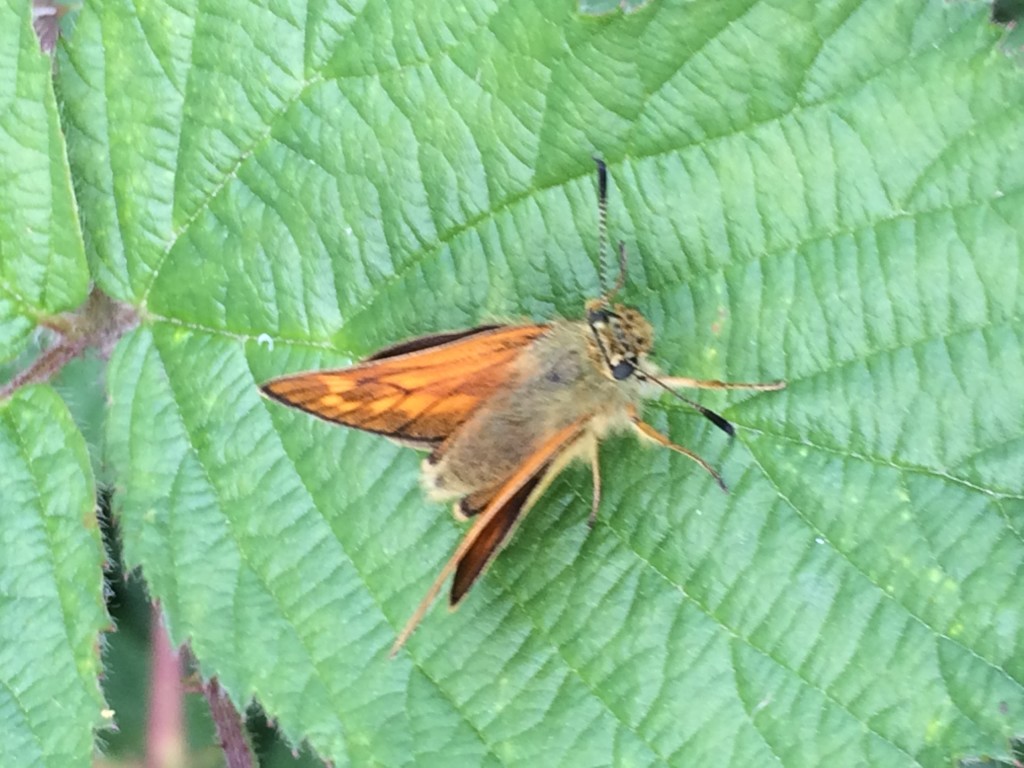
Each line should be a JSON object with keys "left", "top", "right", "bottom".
{"left": 390, "top": 416, "right": 591, "bottom": 654}
{"left": 450, "top": 466, "right": 548, "bottom": 603}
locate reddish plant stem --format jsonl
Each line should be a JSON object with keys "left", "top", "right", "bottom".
{"left": 204, "top": 677, "right": 255, "bottom": 768}
{"left": 0, "top": 287, "right": 137, "bottom": 400}
{"left": 146, "top": 605, "right": 185, "bottom": 768}
{"left": 31, "top": 0, "right": 70, "bottom": 54}
{"left": 0, "top": 336, "right": 87, "bottom": 400}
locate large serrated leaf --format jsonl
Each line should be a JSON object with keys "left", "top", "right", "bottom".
{"left": 0, "top": 0, "right": 88, "bottom": 362}
{"left": 0, "top": 386, "right": 108, "bottom": 767}
{"left": 71, "top": 0, "right": 1024, "bottom": 765}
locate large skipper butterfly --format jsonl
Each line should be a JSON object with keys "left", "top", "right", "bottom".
{"left": 262, "top": 160, "right": 785, "bottom": 654}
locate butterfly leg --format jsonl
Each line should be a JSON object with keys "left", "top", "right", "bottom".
{"left": 588, "top": 441, "right": 601, "bottom": 528}
{"left": 658, "top": 376, "right": 785, "bottom": 391}
{"left": 628, "top": 408, "right": 728, "bottom": 492}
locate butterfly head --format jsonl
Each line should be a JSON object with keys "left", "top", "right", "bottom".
{"left": 585, "top": 299, "right": 654, "bottom": 381}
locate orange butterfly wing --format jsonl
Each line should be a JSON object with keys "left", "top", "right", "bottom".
{"left": 261, "top": 324, "right": 549, "bottom": 445}
{"left": 449, "top": 466, "right": 549, "bottom": 603}
{"left": 391, "top": 416, "right": 591, "bottom": 655}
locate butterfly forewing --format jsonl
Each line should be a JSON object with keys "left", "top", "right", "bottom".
{"left": 262, "top": 324, "right": 549, "bottom": 444}
{"left": 365, "top": 324, "right": 505, "bottom": 361}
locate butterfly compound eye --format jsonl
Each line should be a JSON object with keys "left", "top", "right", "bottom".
{"left": 611, "top": 359, "right": 635, "bottom": 380}
{"left": 587, "top": 306, "right": 613, "bottom": 326}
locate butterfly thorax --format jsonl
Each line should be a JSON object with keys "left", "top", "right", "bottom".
{"left": 423, "top": 316, "right": 648, "bottom": 500}
{"left": 583, "top": 299, "right": 654, "bottom": 382}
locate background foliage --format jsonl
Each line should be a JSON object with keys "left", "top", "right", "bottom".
{"left": 1, "top": 0, "right": 1023, "bottom": 765}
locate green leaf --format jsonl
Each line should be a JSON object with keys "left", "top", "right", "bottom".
{"left": 0, "top": 0, "right": 88, "bottom": 363}
{"left": 579, "top": 0, "right": 655, "bottom": 16}
{"left": 0, "top": 386, "right": 108, "bottom": 767}
{"left": 1, "top": 342, "right": 111, "bottom": 482}
{"left": 958, "top": 735, "right": 1024, "bottom": 768}
{"left": 71, "top": 0, "right": 1024, "bottom": 765}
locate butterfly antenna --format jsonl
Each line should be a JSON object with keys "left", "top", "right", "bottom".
{"left": 594, "top": 157, "right": 611, "bottom": 299}
{"left": 593, "top": 157, "right": 630, "bottom": 303}
{"left": 610, "top": 240, "right": 628, "bottom": 300}
{"left": 638, "top": 367, "right": 736, "bottom": 437}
